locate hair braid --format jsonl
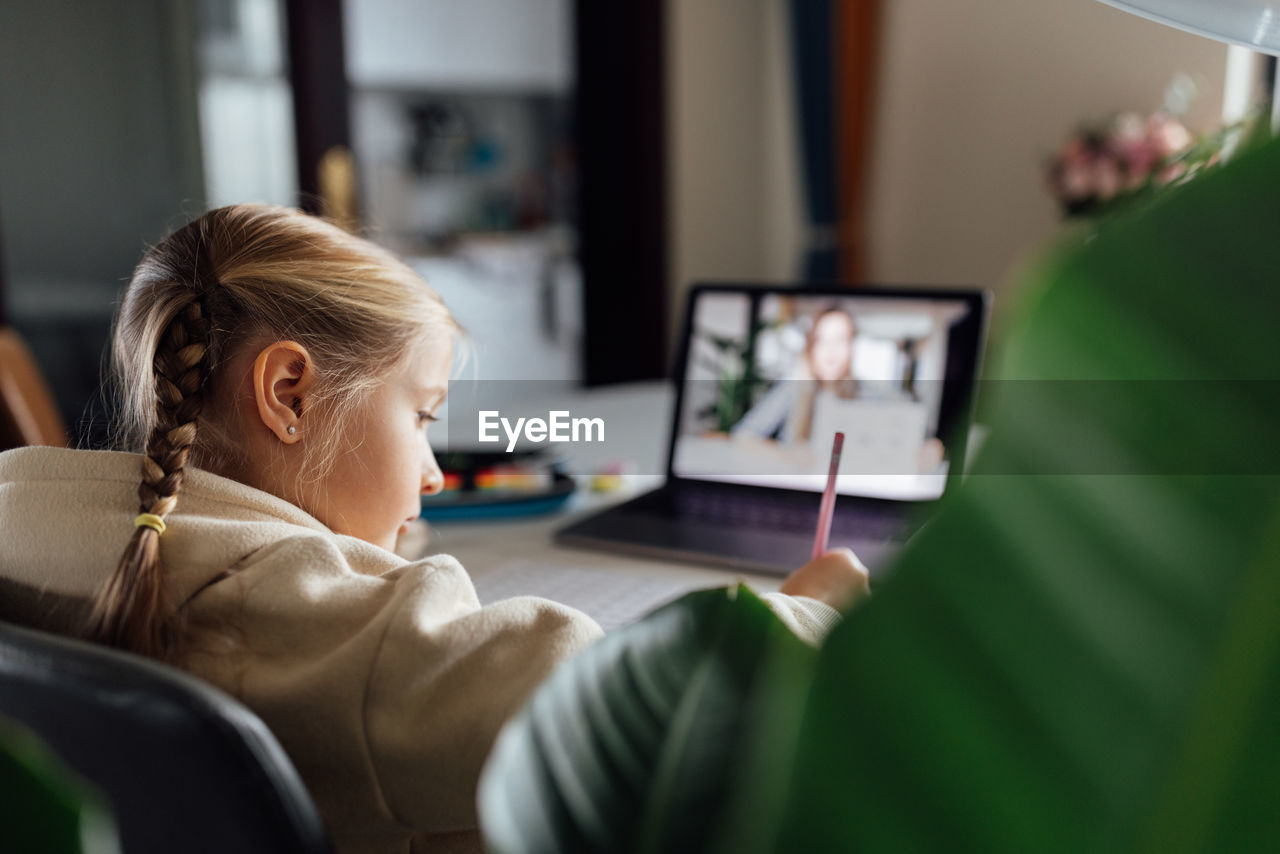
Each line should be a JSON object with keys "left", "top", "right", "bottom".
{"left": 85, "top": 298, "right": 213, "bottom": 659}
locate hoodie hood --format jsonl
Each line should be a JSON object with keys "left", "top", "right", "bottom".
{"left": 0, "top": 445, "right": 333, "bottom": 630}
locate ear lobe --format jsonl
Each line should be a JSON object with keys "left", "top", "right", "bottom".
{"left": 252, "top": 341, "right": 315, "bottom": 443}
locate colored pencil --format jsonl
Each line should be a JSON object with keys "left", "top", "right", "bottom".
{"left": 811, "top": 431, "right": 845, "bottom": 559}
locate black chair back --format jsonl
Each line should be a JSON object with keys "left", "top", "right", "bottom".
{"left": 0, "top": 621, "right": 333, "bottom": 854}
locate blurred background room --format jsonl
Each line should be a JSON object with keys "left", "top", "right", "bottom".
{"left": 0, "top": 0, "right": 1249, "bottom": 450}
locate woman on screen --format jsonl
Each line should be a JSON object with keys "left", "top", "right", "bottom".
{"left": 732, "top": 305, "right": 862, "bottom": 444}
{"left": 732, "top": 304, "right": 944, "bottom": 474}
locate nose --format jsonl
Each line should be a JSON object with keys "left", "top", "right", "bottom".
{"left": 421, "top": 453, "right": 445, "bottom": 496}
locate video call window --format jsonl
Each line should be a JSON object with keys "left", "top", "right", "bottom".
{"left": 674, "top": 291, "right": 973, "bottom": 501}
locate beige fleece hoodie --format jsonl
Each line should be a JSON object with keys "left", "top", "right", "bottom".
{"left": 0, "top": 445, "right": 837, "bottom": 853}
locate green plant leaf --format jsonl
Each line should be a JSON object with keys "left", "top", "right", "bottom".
{"left": 477, "top": 585, "right": 815, "bottom": 854}
{"left": 0, "top": 717, "right": 119, "bottom": 854}
{"left": 759, "top": 136, "right": 1280, "bottom": 852}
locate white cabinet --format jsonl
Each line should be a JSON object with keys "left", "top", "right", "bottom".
{"left": 344, "top": 0, "right": 572, "bottom": 92}
{"left": 409, "top": 233, "right": 582, "bottom": 382}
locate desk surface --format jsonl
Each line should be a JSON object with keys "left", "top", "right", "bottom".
{"left": 415, "top": 484, "right": 784, "bottom": 595}
{"left": 416, "top": 379, "right": 781, "bottom": 594}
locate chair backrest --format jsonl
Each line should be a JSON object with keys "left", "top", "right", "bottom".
{"left": 0, "top": 327, "right": 68, "bottom": 451}
{"left": 0, "top": 621, "right": 333, "bottom": 854}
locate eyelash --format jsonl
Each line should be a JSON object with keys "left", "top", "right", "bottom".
{"left": 417, "top": 411, "right": 438, "bottom": 425}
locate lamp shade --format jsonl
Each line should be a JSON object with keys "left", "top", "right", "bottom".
{"left": 1098, "top": 0, "right": 1280, "bottom": 55}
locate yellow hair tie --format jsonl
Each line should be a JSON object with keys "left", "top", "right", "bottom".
{"left": 134, "top": 513, "right": 167, "bottom": 536}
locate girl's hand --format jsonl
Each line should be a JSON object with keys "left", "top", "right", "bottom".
{"left": 778, "top": 548, "right": 870, "bottom": 612}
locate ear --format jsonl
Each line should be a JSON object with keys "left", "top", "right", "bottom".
{"left": 252, "top": 341, "right": 315, "bottom": 444}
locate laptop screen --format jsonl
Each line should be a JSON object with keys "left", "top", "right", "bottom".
{"left": 669, "top": 285, "right": 986, "bottom": 501}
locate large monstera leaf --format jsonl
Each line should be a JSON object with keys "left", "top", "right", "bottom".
{"left": 762, "top": 136, "right": 1280, "bottom": 853}
{"left": 478, "top": 585, "right": 816, "bottom": 854}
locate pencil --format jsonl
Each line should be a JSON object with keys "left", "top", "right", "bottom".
{"left": 811, "top": 431, "right": 845, "bottom": 560}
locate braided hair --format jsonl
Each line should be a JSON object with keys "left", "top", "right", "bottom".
{"left": 84, "top": 299, "right": 211, "bottom": 655}
{"left": 84, "top": 205, "right": 457, "bottom": 660}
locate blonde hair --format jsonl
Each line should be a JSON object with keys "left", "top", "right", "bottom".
{"left": 85, "top": 204, "right": 457, "bottom": 659}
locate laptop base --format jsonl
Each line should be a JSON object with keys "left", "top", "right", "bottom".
{"left": 555, "top": 482, "right": 911, "bottom": 577}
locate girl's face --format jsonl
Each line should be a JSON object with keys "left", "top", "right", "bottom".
{"left": 809, "top": 312, "right": 855, "bottom": 382}
{"left": 312, "top": 335, "right": 450, "bottom": 551}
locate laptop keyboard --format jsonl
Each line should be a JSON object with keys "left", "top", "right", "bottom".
{"left": 669, "top": 484, "right": 916, "bottom": 542}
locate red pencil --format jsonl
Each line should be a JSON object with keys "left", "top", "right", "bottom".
{"left": 811, "top": 431, "right": 845, "bottom": 560}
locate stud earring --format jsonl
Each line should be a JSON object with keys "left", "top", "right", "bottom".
{"left": 287, "top": 425, "right": 296, "bottom": 435}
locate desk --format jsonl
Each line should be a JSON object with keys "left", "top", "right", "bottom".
{"left": 408, "top": 381, "right": 784, "bottom": 614}
{"left": 414, "top": 504, "right": 783, "bottom": 632}
{"left": 410, "top": 487, "right": 783, "bottom": 630}
{"left": 419, "top": 499, "right": 782, "bottom": 593}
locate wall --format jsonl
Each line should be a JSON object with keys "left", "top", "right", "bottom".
{"left": 666, "top": 0, "right": 805, "bottom": 358}
{"left": 0, "top": 0, "right": 205, "bottom": 444}
{"left": 666, "top": 0, "right": 1231, "bottom": 356}
{"left": 0, "top": 0, "right": 205, "bottom": 295}
{"left": 864, "top": 0, "right": 1228, "bottom": 325}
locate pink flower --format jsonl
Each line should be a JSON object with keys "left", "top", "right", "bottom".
{"left": 1148, "top": 113, "right": 1193, "bottom": 158}
{"left": 1114, "top": 112, "right": 1147, "bottom": 145}
{"left": 1058, "top": 159, "right": 1094, "bottom": 200}
{"left": 1047, "top": 101, "right": 1238, "bottom": 218}
{"left": 1092, "top": 155, "right": 1122, "bottom": 200}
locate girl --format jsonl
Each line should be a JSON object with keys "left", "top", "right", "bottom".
{"left": 0, "top": 205, "right": 867, "bottom": 853}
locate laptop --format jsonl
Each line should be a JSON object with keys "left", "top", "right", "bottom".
{"left": 554, "top": 283, "right": 988, "bottom": 578}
